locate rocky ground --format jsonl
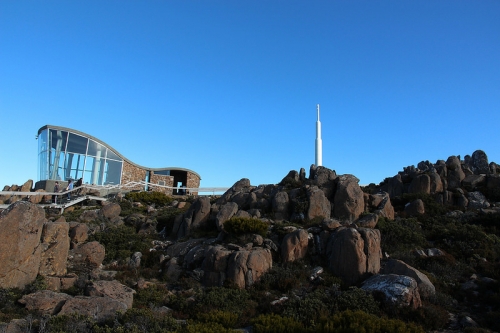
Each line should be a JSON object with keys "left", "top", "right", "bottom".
{"left": 0, "top": 149, "right": 499, "bottom": 333}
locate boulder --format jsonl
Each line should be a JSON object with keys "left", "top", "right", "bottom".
{"left": 306, "top": 186, "right": 331, "bottom": 220}
{"left": 467, "top": 191, "right": 490, "bottom": 210}
{"left": 446, "top": 156, "right": 465, "bottom": 189}
{"left": 405, "top": 199, "right": 425, "bottom": 216}
{"left": 471, "top": 150, "right": 489, "bottom": 174}
{"left": 226, "top": 248, "right": 272, "bottom": 288}
{"left": 309, "top": 165, "right": 337, "bottom": 198}
{"left": 39, "top": 222, "right": 70, "bottom": 276}
{"left": 272, "top": 191, "right": 290, "bottom": 222}
{"left": 58, "top": 295, "right": 127, "bottom": 322}
{"left": 358, "top": 228, "right": 382, "bottom": 275}
{"left": 78, "top": 209, "right": 99, "bottom": 223}
{"left": 28, "top": 189, "right": 46, "bottom": 204}
{"left": 215, "top": 202, "right": 239, "bottom": 231}
{"left": 0, "top": 201, "right": 45, "bottom": 288}
{"left": 361, "top": 274, "right": 422, "bottom": 309}
{"left": 202, "top": 245, "right": 232, "bottom": 287}
{"left": 281, "top": 229, "right": 309, "bottom": 263}
{"left": 408, "top": 174, "right": 431, "bottom": 195}
{"left": 381, "top": 259, "right": 436, "bottom": 299}
{"left": 18, "top": 290, "right": 72, "bottom": 315}
{"left": 333, "top": 175, "right": 364, "bottom": 222}
{"left": 69, "top": 223, "right": 89, "bottom": 247}
{"left": 326, "top": 227, "right": 367, "bottom": 285}
{"left": 462, "top": 174, "right": 486, "bottom": 191}
{"left": 428, "top": 172, "right": 444, "bottom": 194}
{"left": 217, "top": 178, "right": 252, "bottom": 206}
{"left": 71, "top": 241, "right": 106, "bottom": 272}
{"left": 85, "top": 280, "right": 136, "bottom": 309}
{"left": 356, "top": 213, "right": 379, "bottom": 229}
{"left": 99, "top": 203, "right": 121, "bottom": 220}
{"left": 387, "top": 174, "right": 404, "bottom": 198}
{"left": 366, "top": 192, "right": 394, "bottom": 220}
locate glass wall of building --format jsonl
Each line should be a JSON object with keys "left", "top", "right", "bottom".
{"left": 37, "top": 127, "right": 123, "bottom": 185}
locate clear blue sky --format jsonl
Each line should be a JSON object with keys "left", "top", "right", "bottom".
{"left": 1, "top": 1, "right": 499, "bottom": 190}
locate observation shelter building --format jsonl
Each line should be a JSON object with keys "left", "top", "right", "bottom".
{"left": 34, "top": 125, "right": 201, "bottom": 195}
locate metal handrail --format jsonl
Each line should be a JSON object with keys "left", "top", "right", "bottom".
{"left": 0, "top": 182, "right": 229, "bottom": 197}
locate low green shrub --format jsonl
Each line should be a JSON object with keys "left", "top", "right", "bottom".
{"left": 251, "top": 313, "right": 310, "bottom": 333}
{"left": 133, "top": 284, "right": 170, "bottom": 308}
{"left": 196, "top": 310, "right": 239, "bottom": 329}
{"left": 224, "top": 217, "right": 269, "bottom": 237}
{"left": 125, "top": 191, "right": 174, "bottom": 206}
{"left": 88, "top": 225, "right": 152, "bottom": 264}
{"left": 377, "top": 217, "right": 428, "bottom": 254}
{"left": 316, "top": 310, "right": 425, "bottom": 333}
{"left": 179, "top": 321, "right": 237, "bottom": 333}
{"left": 334, "top": 287, "right": 380, "bottom": 315}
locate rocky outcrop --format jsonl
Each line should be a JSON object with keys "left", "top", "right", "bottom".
{"left": 306, "top": 186, "right": 331, "bottom": 220}
{"left": 362, "top": 274, "right": 422, "bottom": 309}
{"left": 326, "top": 227, "right": 381, "bottom": 285}
{"left": 381, "top": 259, "right": 435, "bottom": 299}
{"left": 39, "top": 221, "right": 70, "bottom": 276}
{"left": 19, "top": 290, "right": 73, "bottom": 315}
{"left": 333, "top": 175, "right": 364, "bottom": 222}
{"left": 0, "top": 201, "right": 45, "bottom": 288}
{"left": 281, "top": 229, "right": 309, "bottom": 263}
{"left": 85, "top": 280, "right": 136, "bottom": 309}
{"left": 58, "top": 296, "right": 128, "bottom": 322}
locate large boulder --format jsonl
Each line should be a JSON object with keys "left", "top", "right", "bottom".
{"left": 446, "top": 156, "right": 465, "bottom": 190}
{"left": 173, "top": 197, "right": 212, "bottom": 238}
{"left": 326, "top": 227, "right": 381, "bottom": 285}
{"left": 85, "top": 280, "right": 136, "bottom": 309}
{"left": 58, "top": 296, "right": 127, "bottom": 322}
{"left": 18, "top": 290, "right": 72, "bottom": 315}
{"left": 381, "top": 259, "right": 436, "bottom": 299}
{"left": 217, "top": 178, "right": 252, "bottom": 206}
{"left": 215, "top": 202, "right": 239, "bottom": 231}
{"left": 202, "top": 245, "right": 232, "bottom": 287}
{"left": 281, "top": 229, "right": 309, "bottom": 263}
{"left": 387, "top": 174, "right": 404, "bottom": 198}
{"left": 358, "top": 228, "right": 382, "bottom": 275}
{"left": 272, "top": 191, "right": 290, "bottom": 222}
{"left": 405, "top": 199, "right": 425, "bottom": 216}
{"left": 471, "top": 150, "right": 489, "bottom": 174}
{"left": 333, "top": 175, "right": 364, "bottom": 222}
{"left": 307, "top": 186, "right": 331, "bottom": 220}
{"left": 408, "top": 174, "right": 431, "bottom": 195}
{"left": 70, "top": 241, "right": 105, "bottom": 273}
{"left": 39, "top": 222, "right": 70, "bottom": 276}
{"left": 99, "top": 203, "right": 121, "bottom": 220}
{"left": 362, "top": 274, "right": 422, "bottom": 309}
{"left": 226, "top": 248, "right": 272, "bottom": 288}
{"left": 309, "top": 165, "right": 337, "bottom": 198}
{"left": 0, "top": 201, "right": 45, "bottom": 288}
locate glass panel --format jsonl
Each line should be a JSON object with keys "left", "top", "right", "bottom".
{"left": 87, "top": 140, "right": 106, "bottom": 157}
{"left": 104, "top": 160, "right": 122, "bottom": 185}
{"left": 65, "top": 153, "right": 85, "bottom": 180}
{"left": 155, "top": 170, "right": 171, "bottom": 176}
{"left": 38, "top": 129, "right": 49, "bottom": 180}
{"left": 106, "top": 148, "right": 120, "bottom": 161}
{"left": 50, "top": 130, "right": 67, "bottom": 151}
{"left": 67, "top": 133, "right": 88, "bottom": 154}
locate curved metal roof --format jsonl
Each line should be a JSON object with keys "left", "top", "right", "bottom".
{"left": 38, "top": 125, "right": 201, "bottom": 179}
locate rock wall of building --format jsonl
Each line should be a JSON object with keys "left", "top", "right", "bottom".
{"left": 150, "top": 173, "right": 174, "bottom": 194}
{"left": 121, "top": 161, "right": 146, "bottom": 191}
{"left": 186, "top": 171, "right": 200, "bottom": 195}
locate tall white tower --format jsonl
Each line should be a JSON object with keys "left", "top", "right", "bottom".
{"left": 315, "top": 104, "right": 323, "bottom": 167}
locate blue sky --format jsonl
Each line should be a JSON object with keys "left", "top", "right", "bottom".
{"left": 1, "top": 1, "right": 499, "bottom": 190}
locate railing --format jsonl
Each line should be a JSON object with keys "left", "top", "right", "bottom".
{"left": 0, "top": 182, "right": 229, "bottom": 202}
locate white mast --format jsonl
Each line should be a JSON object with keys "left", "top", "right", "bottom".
{"left": 315, "top": 104, "right": 323, "bottom": 167}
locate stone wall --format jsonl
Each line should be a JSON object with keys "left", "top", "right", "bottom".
{"left": 150, "top": 173, "right": 174, "bottom": 194}
{"left": 121, "top": 161, "right": 146, "bottom": 191}
{"left": 186, "top": 171, "right": 200, "bottom": 195}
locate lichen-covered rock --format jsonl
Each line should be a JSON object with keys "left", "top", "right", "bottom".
{"left": 381, "top": 259, "right": 436, "bottom": 299}
{"left": 85, "top": 280, "right": 136, "bottom": 309}
{"left": 58, "top": 295, "right": 127, "bottom": 322}
{"left": 362, "top": 274, "right": 422, "bottom": 309}
{"left": 18, "top": 290, "right": 72, "bottom": 315}
{"left": 0, "top": 201, "right": 45, "bottom": 288}
{"left": 39, "top": 221, "right": 70, "bottom": 276}
{"left": 272, "top": 191, "right": 289, "bottom": 222}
